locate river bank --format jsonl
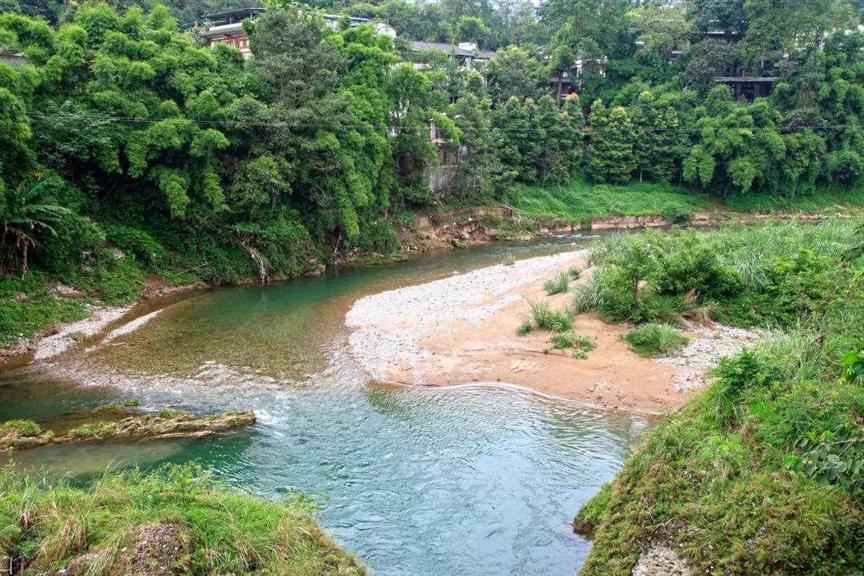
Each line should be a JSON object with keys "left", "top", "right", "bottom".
{"left": 0, "top": 202, "right": 850, "bottom": 371}
{"left": 346, "top": 249, "right": 758, "bottom": 413}
{"left": 572, "top": 221, "right": 864, "bottom": 575}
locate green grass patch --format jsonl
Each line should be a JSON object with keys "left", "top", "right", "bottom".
{"left": 0, "top": 464, "right": 364, "bottom": 575}
{"left": 0, "top": 420, "right": 42, "bottom": 437}
{"left": 549, "top": 330, "right": 594, "bottom": 359}
{"left": 0, "top": 275, "right": 87, "bottom": 347}
{"left": 543, "top": 272, "right": 570, "bottom": 295}
{"left": 530, "top": 301, "right": 573, "bottom": 332}
{"left": 723, "top": 184, "right": 864, "bottom": 213}
{"left": 516, "top": 320, "right": 533, "bottom": 336}
{"left": 507, "top": 178, "right": 713, "bottom": 221}
{"left": 623, "top": 324, "right": 688, "bottom": 357}
{"left": 576, "top": 219, "right": 864, "bottom": 575}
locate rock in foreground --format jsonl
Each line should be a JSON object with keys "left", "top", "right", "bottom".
{"left": 0, "top": 410, "right": 256, "bottom": 453}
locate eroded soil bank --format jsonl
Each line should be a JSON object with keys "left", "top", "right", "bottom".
{"left": 347, "top": 250, "right": 758, "bottom": 413}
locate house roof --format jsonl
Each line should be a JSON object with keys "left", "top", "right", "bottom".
{"left": 408, "top": 40, "right": 494, "bottom": 60}
{"left": 713, "top": 76, "right": 779, "bottom": 82}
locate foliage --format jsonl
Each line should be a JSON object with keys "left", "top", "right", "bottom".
{"left": 0, "top": 419, "right": 41, "bottom": 437}
{"left": 0, "top": 274, "right": 86, "bottom": 346}
{"left": 543, "top": 271, "right": 569, "bottom": 295}
{"left": 622, "top": 323, "right": 688, "bottom": 357}
{"left": 549, "top": 330, "right": 593, "bottom": 353}
{"left": 578, "top": 220, "right": 864, "bottom": 575}
{"left": 507, "top": 178, "right": 712, "bottom": 220}
{"left": 529, "top": 301, "right": 572, "bottom": 332}
{"left": 0, "top": 464, "right": 364, "bottom": 575}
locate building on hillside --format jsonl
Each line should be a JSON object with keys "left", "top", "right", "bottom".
{"left": 713, "top": 73, "right": 778, "bottom": 101}
{"left": 323, "top": 14, "right": 397, "bottom": 38}
{"left": 699, "top": 27, "right": 778, "bottom": 101}
{"left": 197, "top": 7, "right": 263, "bottom": 58}
{"left": 407, "top": 41, "right": 495, "bottom": 70}
{"left": 197, "top": 7, "right": 396, "bottom": 59}
{"left": 550, "top": 57, "right": 608, "bottom": 101}
{"left": 0, "top": 49, "right": 28, "bottom": 67}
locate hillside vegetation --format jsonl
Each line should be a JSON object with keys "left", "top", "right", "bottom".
{"left": 4, "top": 0, "right": 864, "bottom": 347}
{"left": 574, "top": 220, "right": 864, "bottom": 575}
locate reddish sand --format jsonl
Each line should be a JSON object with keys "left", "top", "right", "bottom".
{"left": 347, "top": 251, "right": 692, "bottom": 414}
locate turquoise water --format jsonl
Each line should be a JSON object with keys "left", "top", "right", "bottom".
{"left": 1, "top": 237, "right": 650, "bottom": 576}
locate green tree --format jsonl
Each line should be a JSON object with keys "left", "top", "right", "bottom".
{"left": 587, "top": 100, "right": 637, "bottom": 183}
{"left": 0, "top": 179, "right": 71, "bottom": 274}
{"left": 485, "top": 45, "right": 548, "bottom": 104}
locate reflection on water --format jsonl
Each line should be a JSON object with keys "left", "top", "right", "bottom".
{"left": 0, "top": 235, "right": 652, "bottom": 576}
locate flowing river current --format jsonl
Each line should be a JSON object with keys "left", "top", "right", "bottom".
{"left": 1, "top": 237, "right": 651, "bottom": 576}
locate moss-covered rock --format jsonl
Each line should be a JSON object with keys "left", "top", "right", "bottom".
{"left": 0, "top": 410, "right": 255, "bottom": 454}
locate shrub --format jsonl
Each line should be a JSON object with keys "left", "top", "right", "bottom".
{"left": 708, "top": 349, "right": 780, "bottom": 428}
{"left": 105, "top": 224, "right": 168, "bottom": 270}
{"left": 550, "top": 330, "right": 594, "bottom": 351}
{"left": 652, "top": 235, "right": 743, "bottom": 299}
{"left": 516, "top": 320, "right": 533, "bottom": 336}
{"left": 0, "top": 420, "right": 42, "bottom": 437}
{"left": 544, "top": 272, "right": 570, "bottom": 295}
{"left": 623, "top": 324, "right": 688, "bottom": 357}
{"left": 568, "top": 266, "right": 582, "bottom": 279}
{"left": 84, "top": 255, "right": 146, "bottom": 304}
{"left": 530, "top": 301, "right": 573, "bottom": 332}
{"left": 550, "top": 331, "right": 594, "bottom": 358}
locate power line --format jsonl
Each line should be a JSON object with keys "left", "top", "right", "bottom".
{"left": 24, "top": 110, "right": 858, "bottom": 136}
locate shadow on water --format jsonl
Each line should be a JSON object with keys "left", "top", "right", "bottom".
{"left": 0, "top": 234, "right": 653, "bottom": 576}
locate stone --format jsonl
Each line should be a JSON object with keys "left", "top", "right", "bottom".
{"left": 631, "top": 545, "right": 691, "bottom": 576}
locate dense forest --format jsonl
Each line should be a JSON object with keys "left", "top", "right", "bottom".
{"left": 2, "top": 0, "right": 864, "bottom": 295}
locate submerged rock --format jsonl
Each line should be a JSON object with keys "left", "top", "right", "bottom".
{"left": 0, "top": 410, "right": 255, "bottom": 453}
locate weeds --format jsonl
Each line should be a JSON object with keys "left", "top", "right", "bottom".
{"left": 623, "top": 324, "right": 688, "bottom": 357}
{"left": 530, "top": 301, "right": 573, "bottom": 332}
{"left": 516, "top": 320, "right": 533, "bottom": 336}
{"left": 0, "top": 420, "right": 42, "bottom": 437}
{"left": 577, "top": 219, "right": 864, "bottom": 576}
{"left": 549, "top": 331, "right": 594, "bottom": 358}
{"left": 544, "top": 272, "right": 570, "bottom": 295}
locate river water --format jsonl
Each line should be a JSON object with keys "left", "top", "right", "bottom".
{"left": 0, "top": 237, "right": 651, "bottom": 576}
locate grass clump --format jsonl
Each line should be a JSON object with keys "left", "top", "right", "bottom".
{"left": 549, "top": 331, "right": 594, "bottom": 359}
{"left": 0, "top": 420, "right": 42, "bottom": 437}
{"left": 530, "top": 301, "right": 573, "bottom": 332}
{"left": 516, "top": 320, "right": 533, "bottom": 336}
{"left": 568, "top": 266, "right": 582, "bottom": 280}
{"left": 0, "top": 464, "right": 364, "bottom": 575}
{"left": 622, "top": 324, "right": 688, "bottom": 357}
{"left": 544, "top": 272, "right": 570, "bottom": 295}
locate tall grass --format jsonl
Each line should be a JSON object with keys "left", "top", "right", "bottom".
{"left": 575, "top": 219, "right": 864, "bottom": 576}
{"left": 543, "top": 272, "right": 570, "bottom": 295}
{"left": 0, "top": 465, "right": 364, "bottom": 575}
{"left": 622, "top": 324, "right": 688, "bottom": 357}
{"left": 507, "top": 178, "right": 712, "bottom": 220}
{"left": 530, "top": 301, "right": 573, "bottom": 332}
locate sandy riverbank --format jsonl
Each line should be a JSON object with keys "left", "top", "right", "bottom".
{"left": 346, "top": 251, "right": 758, "bottom": 413}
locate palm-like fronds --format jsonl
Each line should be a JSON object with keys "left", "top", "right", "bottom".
{"left": 1, "top": 180, "right": 72, "bottom": 274}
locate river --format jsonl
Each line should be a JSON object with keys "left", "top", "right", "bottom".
{"left": 0, "top": 236, "right": 651, "bottom": 576}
